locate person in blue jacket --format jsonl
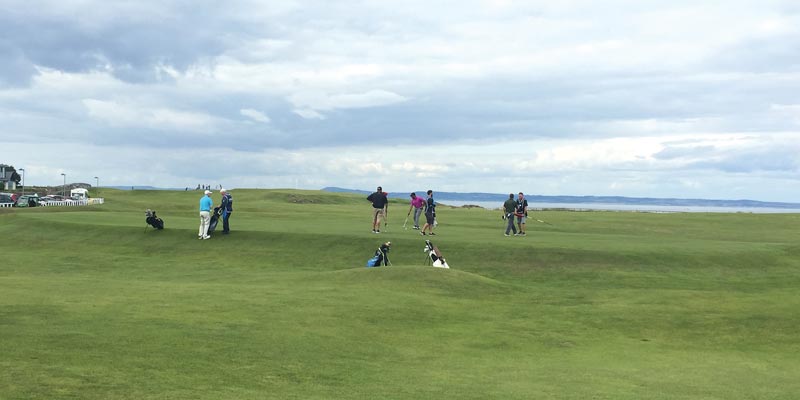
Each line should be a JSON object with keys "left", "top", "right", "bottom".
{"left": 198, "top": 190, "right": 213, "bottom": 239}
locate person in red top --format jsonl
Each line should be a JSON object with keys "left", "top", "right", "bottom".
{"left": 407, "top": 192, "right": 425, "bottom": 230}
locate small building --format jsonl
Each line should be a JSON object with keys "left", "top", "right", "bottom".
{"left": 0, "top": 164, "right": 17, "bottom": 191}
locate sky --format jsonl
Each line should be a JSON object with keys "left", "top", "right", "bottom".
{"left": 2, "top": 0, "right": 799, "bottom": 202}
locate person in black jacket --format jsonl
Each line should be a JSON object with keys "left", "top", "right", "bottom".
{"left": 219, "top": 189, "right": 233, "bottom": 234}
{"left": 367, "top": 186, "right": 388, "bottom": 233}
{"left": 420, "top": 189, "right": 436, "bottom": 236}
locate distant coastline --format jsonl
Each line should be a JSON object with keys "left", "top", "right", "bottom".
{"left": 323, "top": 187, "right": 800, "bottom": 213}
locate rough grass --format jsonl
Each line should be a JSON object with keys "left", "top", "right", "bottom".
{"left": 1, "top": 188, "right": 799, "bottom": 399}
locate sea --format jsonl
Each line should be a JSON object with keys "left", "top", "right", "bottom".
{"left": 436, "top": 200, "right": 800, "bottom": 214}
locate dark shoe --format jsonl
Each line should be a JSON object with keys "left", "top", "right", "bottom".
{"left": 429, "top": 232, "right": 436, "bottom": 235}
{"left": 420, "top": 232, "right": 426, "bottom": 236}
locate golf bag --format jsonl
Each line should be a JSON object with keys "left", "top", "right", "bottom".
{"left": 423, "top": 240, "right": 449, "bottom": 268}
{"left": 207, "top": 207, "right": 222, "bottom": 234}
{"left": 366, "top": 242, "right": 392, "bottom": 267}
{"left": 145, "top": 209, "right": 164, "bottom": 230}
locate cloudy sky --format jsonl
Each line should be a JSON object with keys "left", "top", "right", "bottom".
{"left": 3, "top": 0, "right": 799, "bottom": 201}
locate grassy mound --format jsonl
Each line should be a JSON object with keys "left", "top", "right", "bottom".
{"left": 1, "top": 189, "right": 799, "bottom": 399}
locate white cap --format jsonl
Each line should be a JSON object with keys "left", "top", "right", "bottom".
{"left": 204, "top": 190, "right": 212, "bottom": 195}
{"left": 220, "top": 188, "right": 227, "bottom": 193}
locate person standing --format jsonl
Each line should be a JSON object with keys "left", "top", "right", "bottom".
{"left": 367, "top": 186, "right": 388, "bottom": 233}
{"left": 503, "top": 193, "right": 517, "bottom": 237}
{"left": 198, "top": 190, "right": 213, "bottom": 239}
{"left": 408, "top": 192, "right": 425, "bottom": 230}
{"left": 515, "top": 192, "right": 529, "bottom": 236}
{"left": 421, "top": 189, "right": 436, "bottom": 236}
{"left": 219, "top": 188, "right": 233, "bottom": 234}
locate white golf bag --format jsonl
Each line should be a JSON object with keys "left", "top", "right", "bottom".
{"left": 423, "top": 240, "right": 450, "bottom": 269}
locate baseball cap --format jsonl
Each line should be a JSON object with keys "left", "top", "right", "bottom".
{"left": 204, "top": 190, "right": 212, "bottom": 195}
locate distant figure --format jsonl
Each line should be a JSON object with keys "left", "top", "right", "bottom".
{"left": 367, "top": 186, "right": 388, "bottom": 233}
{"left": 503, "top": 193, "right": 517, "bottom": 236}
{"left": 219, "top": 189, "right": 233, "bottom": 234}
{"left": 515, "top": 192, "right": 528, "bottom": 236}
{"left": 408, "top": 192, "right": 425, "bottom": 230}
{"left": 198, "top": 190, "right": 213, "bottom": 239}
{"left": 421, "top": 189, "right": 436, "bottom": 236}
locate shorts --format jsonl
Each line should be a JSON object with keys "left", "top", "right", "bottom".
{"left": 373, "top": 208, "right": 385, "bottom": 221}
{"left": 425, "top": 212, "right": 435, "bottom": 224}
{"left": 516, "top": 215, "right": 526, "bottom": 224}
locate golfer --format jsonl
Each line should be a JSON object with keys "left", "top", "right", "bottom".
{"left": 515, "top": 192, "right": 528, "bottom": 236}
{"left": 408, "top": 192, "right": 425, "bottom": 230}
{"left": 219, "top": 189, "right": 233, "bottom": 234}
{"left": 503, "top": 193, "right": 517, "bottom": 236}
{"left": 198, "top": 190, "right": 213, "bottom": 239}
{"left": 367, "top": 186, "right": 388, "bottom": 233}
{"left": 421, "top": 189, "right": 436, "bottom": 236}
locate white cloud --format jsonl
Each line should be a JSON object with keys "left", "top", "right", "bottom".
{"left": 82, "top": 99, "right": 222, "bottom": 133}
{"left": 293, "top": 108, "right": 326, "bottom": 120}
{"left": 3, "top": 0, "right": 800, "bottom": 202}
{"left": 240, "top": 108, "right": 270, "bottom": 123}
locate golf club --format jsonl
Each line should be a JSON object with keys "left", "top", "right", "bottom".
{"left": 535, "top": 218, "right": 553, "bottom": 226}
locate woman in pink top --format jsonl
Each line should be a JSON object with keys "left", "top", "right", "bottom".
{"left": 408, "top": 192, "right": 426, "bottom": 230}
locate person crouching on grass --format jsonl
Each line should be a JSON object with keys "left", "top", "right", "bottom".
{"left": 367, "top": 186, "right": 388, "bottom": 233}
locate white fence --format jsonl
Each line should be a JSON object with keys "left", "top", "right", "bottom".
{"left": 1, "top": 198, "right": 105, "bottom": 208}
{"left": 40, "top": 198, "right": 105, "bottom": 207}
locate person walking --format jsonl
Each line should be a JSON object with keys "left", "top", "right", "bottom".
{"left": 198, "top": 190, "right": 213, "bottom": 239}
{"left": 503, "top": 193, "right": 517, "bottom": 236}
{"left": 219, "top": 188, "right": 233, "bottom": 234}
{"left": 420, "top": 189, "right": 436, "bottom": 236}
{"left": 408, "top": 192, "right": 425, "bottom": 230}
{"left": 514, "top": 192, "right": 529, "bottom": 236}
{"left": 367, "top": 186, "right": 388, "bottom": 233}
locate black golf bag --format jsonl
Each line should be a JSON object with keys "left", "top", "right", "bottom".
{"left": 145, "top": 209, "right": 164, "bottom": 230}
{"left": 207, "top": 207, "right": 222, "bottom": 234}
{"left": 366, "top": 242, "right": 392, "bottom": 267}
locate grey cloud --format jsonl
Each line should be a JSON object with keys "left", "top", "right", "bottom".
{"left": 0, "top": 2, "right": 250, "bottom": 84}
{"left": 688, "top": 148, "right": 800, "bottom": 173}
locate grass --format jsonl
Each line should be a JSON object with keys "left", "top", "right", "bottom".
{"left": 1, "top": 188, "right": 799, "bottom": 399}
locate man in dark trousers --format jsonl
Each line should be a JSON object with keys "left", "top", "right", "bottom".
{"left": 503, "top": 193, "right": 517, "bottom": 236}
{"left": 420, "top": 189, "right": 436, "bottom": 236}
{"left": 367, "top": 186, "right": 388, "bottom": 233}
{"left": 219, "top": 189, "right": 233, "bottom": 234}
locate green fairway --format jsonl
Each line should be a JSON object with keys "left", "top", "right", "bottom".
{"left": 2, "top": 189, "right": 799, "bottom": 399}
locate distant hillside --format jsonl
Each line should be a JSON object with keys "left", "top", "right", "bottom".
{"left": 322, "top": 187, "right": 800, "bottom": 210}
{"left": 107, "top": 186, "right": 185, "bottom": 191}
